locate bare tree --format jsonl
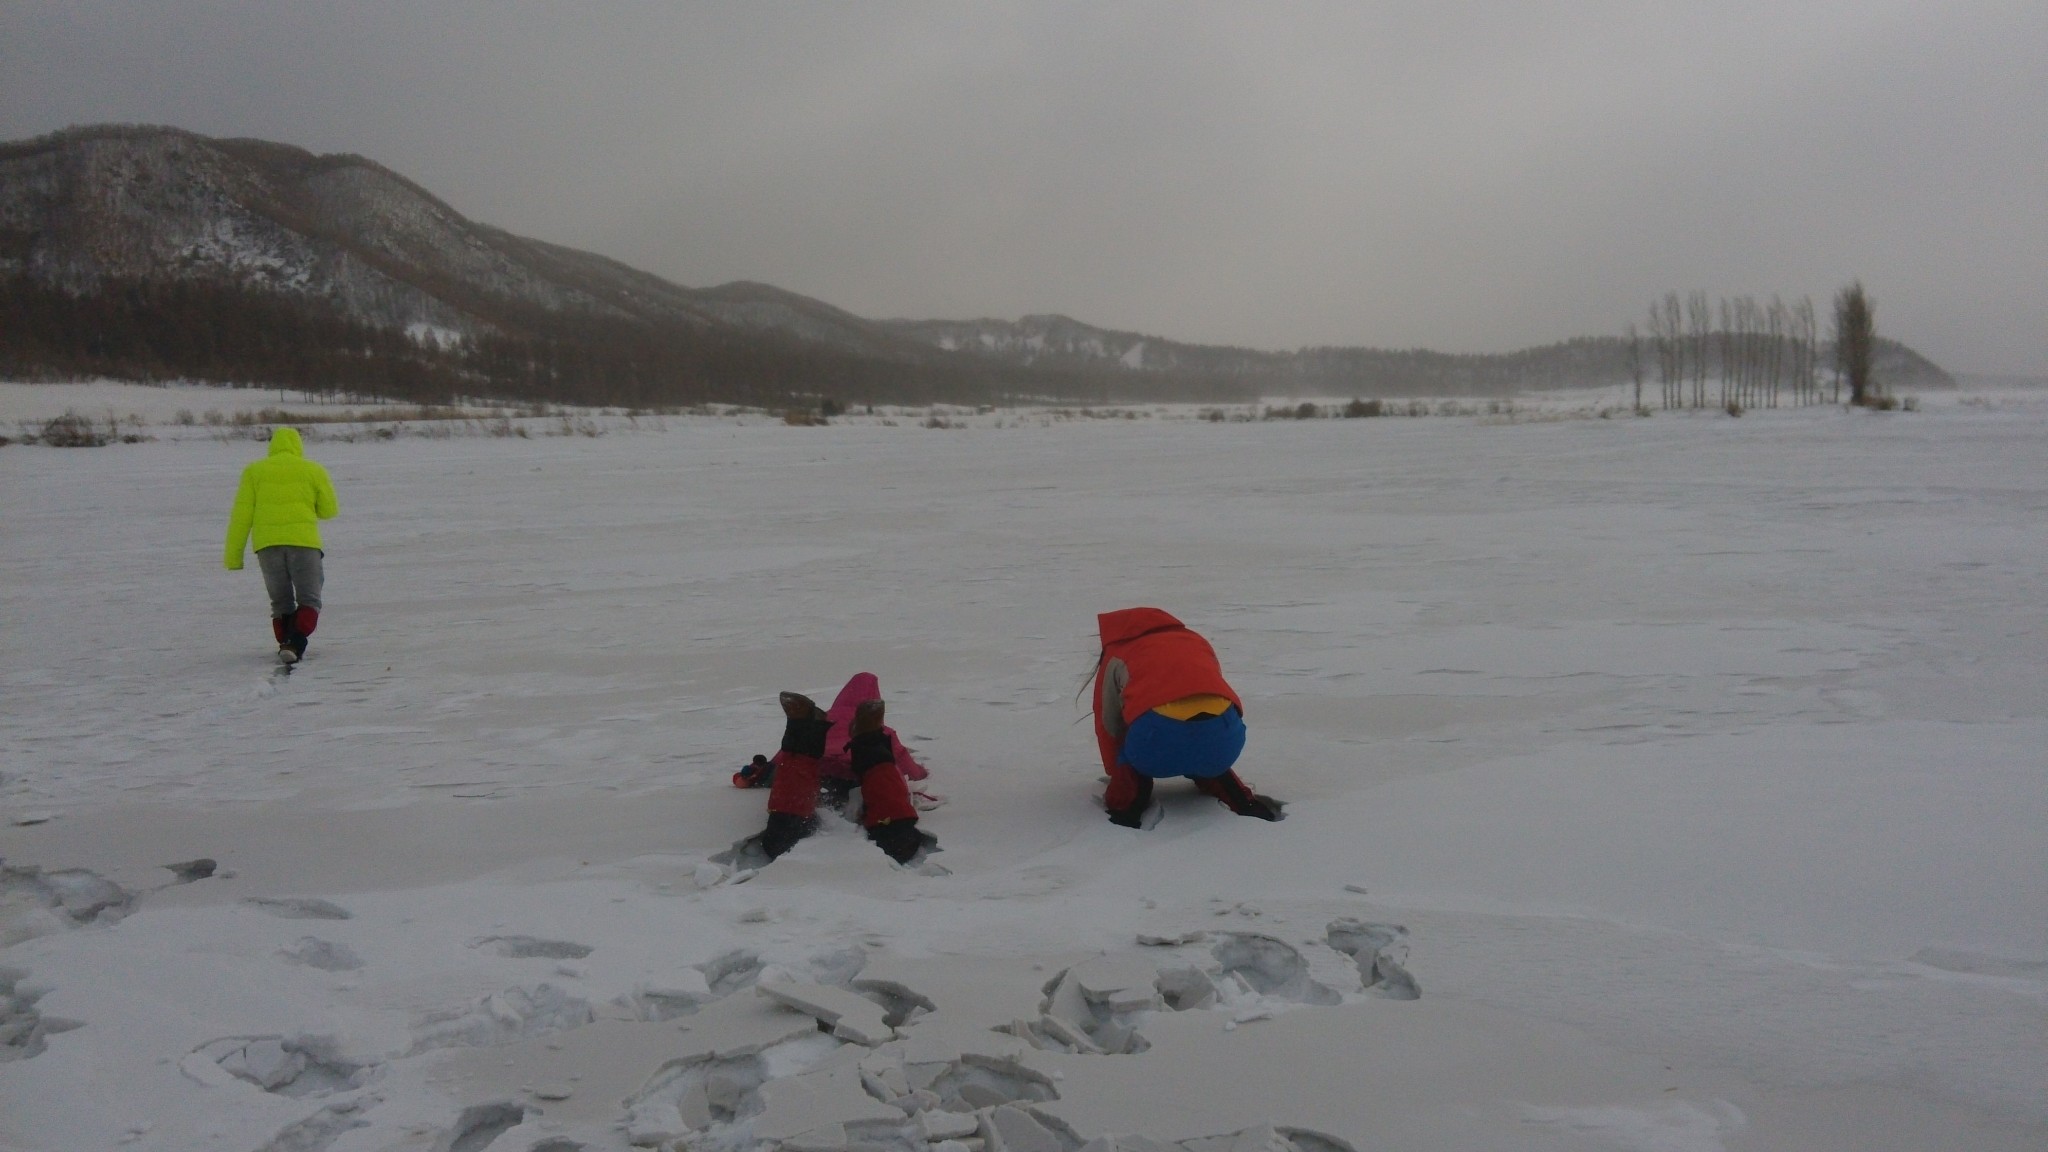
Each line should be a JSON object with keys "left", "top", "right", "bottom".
{"left": 1686, "top": 291, "right": 1710, "bottom": 407}
{"left": 1731, "top": 296, "right": 1753, "bottom": 409}
{"left": 1649, "top": 299, "right": 1674, "bottom": 408}
{"left": 1752, "top": 296, "right": 1767, "bottom": 408}
{"left": 1662, "top": 293, "right": 1685, "bottom": 406}
{"left": 1718, "top": 297, "right": 1734, "bottom": 410}
{"left": 1833, "top": 282, "right": 1876, "bottom": 405}
{"left": 1793, "top": 296, "right": 1817, "bottom": 404}
{"left": 1626, "top": 321, "right": 1645, "bottom": 411}
{"left": 1766, "top": 295, "right": 1786, "bottom": 408}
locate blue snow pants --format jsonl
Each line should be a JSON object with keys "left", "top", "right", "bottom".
{"left": 1118, "top": 707, "right": 1246, "bottom": 780}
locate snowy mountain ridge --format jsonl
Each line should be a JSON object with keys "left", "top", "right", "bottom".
{"left": 0, "top": 125, "right": 915, "bottom": 358}
{"left": 883, "top": 314, "right": 1287, "bottom": 379}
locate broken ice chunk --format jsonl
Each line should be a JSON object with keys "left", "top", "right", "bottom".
{"left": 757, "top": 980, "right": 895, "bottom": 1045}
{"left": 989, "top": 1105, "right": 1068, "bottom": 1152}
{"left": 1068, "top": 955, "right": 1161, "bottom": 1014}
{"left": 922, "top": 1110, "right": 983, "bottom": 1141}
{"left": 1154, "top": 966, "right": 1218, "bottom": 1012}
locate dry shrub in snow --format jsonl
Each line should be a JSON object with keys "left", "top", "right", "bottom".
{"left": 38, "top": 411, "right": 110, "bottom": 447}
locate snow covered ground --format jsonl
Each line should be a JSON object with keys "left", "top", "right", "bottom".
{"left": 2, "top": 382, "right": 2044, "bottom": 1152}
{"left": 0, "top": 381, "right": 427, "bottom": 429}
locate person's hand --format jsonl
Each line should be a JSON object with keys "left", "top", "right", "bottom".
{"left": 1235, "top": 794, "right": 1283, "bottom": 821}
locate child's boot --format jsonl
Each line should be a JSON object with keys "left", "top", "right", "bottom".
{"left": 868, "top": 819, "right": 926, "bottom": 864}
{"left": 757, "top": 811, "right": 817, "bottom": 860}
{"left": 273, "top": 614, "right": 300, "bottom": 664}
{"left": 778, "top": 692, "right": 831, "bottom": 757}
{"left": 850, "top": 697, "right": 884, "bottom": 736}
{"left": 286, "top": 607, "right": 317, "bottom": 661}
{"left": 1106, "top": 775, "right": 1154, "bottom": 828}
{"left": 1198, "top": 771, "right": 1283, "bottom": 821}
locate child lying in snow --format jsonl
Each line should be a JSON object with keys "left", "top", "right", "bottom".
{"left": 747, "top": 673, "right": 933, "bottom": 864}
{"left": 1091, "top": 607, "right": 1282, "bottom": 827}
{"left": 733, "top": 673, "right": 932, "bottom": 798}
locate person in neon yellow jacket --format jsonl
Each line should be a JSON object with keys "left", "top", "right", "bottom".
{"left": 225, "top": 427, "right": 338, "bottom": 664}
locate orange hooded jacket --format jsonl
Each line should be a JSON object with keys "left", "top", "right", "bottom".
{"left": 1092, "top": 607, "right": 1243, "bottom": 772}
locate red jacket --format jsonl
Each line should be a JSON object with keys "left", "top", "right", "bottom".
{"left": 1093, "top": 607, "right": 1242, "bottom": 771}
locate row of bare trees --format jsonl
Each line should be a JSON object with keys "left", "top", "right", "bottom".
{"left": 1627, "top": 284, "right": 1879, "bottom": 412}
{"left": 1629, "top": 291, "right": 1825, "bottom": 411}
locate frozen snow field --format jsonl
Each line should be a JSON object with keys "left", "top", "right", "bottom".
{"left": 2, "top": 385, "right": 2044, "bottom": 1151}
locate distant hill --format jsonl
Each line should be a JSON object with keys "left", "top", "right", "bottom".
{"left": 0, "top": 125, "right": 1953, "bottom": 405}
{"left": 0, "top": 126, "right": 922, "bottom": 349}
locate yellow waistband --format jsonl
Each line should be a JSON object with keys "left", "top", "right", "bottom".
{"left": 1153, "top": 694, "right": 1234, "bottom": 721}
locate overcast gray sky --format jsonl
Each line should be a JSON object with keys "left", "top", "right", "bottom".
{"left": 4, "top": 1, "right": 2043, "bottom": 374}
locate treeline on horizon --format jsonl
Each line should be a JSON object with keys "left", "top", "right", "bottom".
{"left": 1290, "top": 337, "right": 1631, "bottom": 395}
{"left": 0, "top": 276, "right": 1253, "bottom": 409}
{"left": 0, "top": 276, "right": 1950, "bottom": 408}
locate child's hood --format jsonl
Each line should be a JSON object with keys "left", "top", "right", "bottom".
{"left": 1098, "top": 606, "right": 1187, "bottom": 649}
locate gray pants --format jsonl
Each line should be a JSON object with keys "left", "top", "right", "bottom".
{"left": 257, "top": 546, "right": 324, "bottom": 618}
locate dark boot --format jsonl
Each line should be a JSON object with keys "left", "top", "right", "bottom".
{"left": 757, "top": 811, "right": 817, "bottom": 861}
{"left": 867, "top": 818, "right": 926, "bottom": 864}
{"left": 778, "top": 692, "right": 831, "bottom": 758}
{"left": 846, "top": 698, "right": 891, "bottom": 776}
{"left": 1199, "top": 772, "right": 1282, "bottom": 821}
{"left": 275, "top": 613, "right": 302, "bottom": 664}
{"left": 1107, "top": 775, "right": 1154, "bottom": 828}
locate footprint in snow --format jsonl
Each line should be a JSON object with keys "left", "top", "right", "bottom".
{"left": 470, "top": 935, "right": 595, "bottom": 960}
{"left": 245, "top": 896, "right": 352, "bottom": 920}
